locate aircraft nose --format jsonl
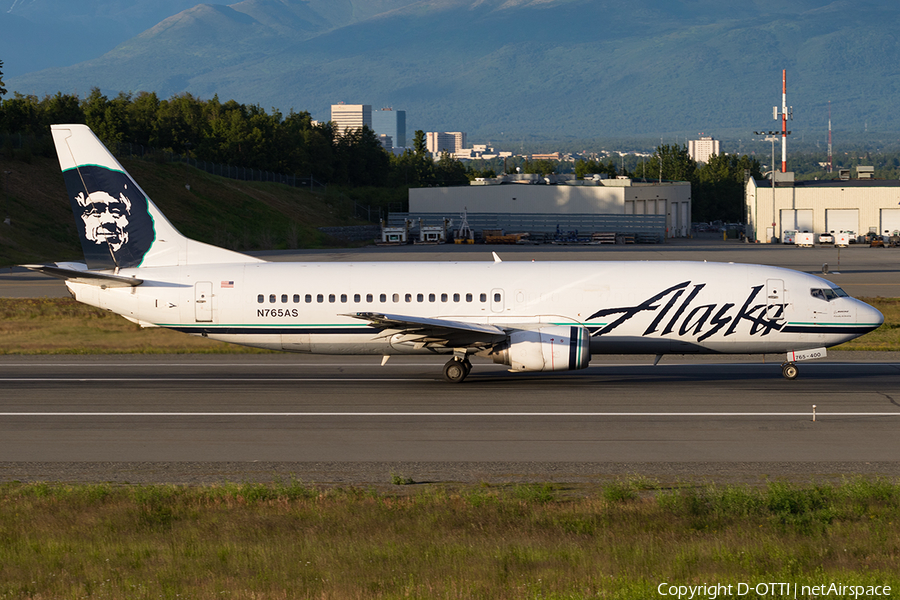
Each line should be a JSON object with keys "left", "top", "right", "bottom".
{"left": 856, "top": 300, "right": 884, "bottom": 332}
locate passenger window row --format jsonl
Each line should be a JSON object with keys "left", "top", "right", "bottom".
{"left": 257, "top": 292, "right": 496, "bottom": 304}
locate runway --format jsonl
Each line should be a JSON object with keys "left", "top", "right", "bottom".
{"left": 2, "top": 354, "right": 900, "bottom": 485}
{"left": 3, "top": 240, "right": 900, "bottom": 485}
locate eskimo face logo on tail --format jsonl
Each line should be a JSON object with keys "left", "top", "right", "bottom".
{"left": 63, "top": 165, "right": 154, "bottom": 270}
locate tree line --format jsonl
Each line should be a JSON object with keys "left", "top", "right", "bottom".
{"left": 0, "top": 85, "right": 759, "bottom": 221}
{"left": 0, "top": 89, "right": 470, "bottom": 188}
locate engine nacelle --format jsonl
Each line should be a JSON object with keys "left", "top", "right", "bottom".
{"left": 493, "top": 325, "right": 591, "bottom": 372}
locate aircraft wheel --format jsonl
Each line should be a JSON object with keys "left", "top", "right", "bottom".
{"left": 782, "top": 362, "right": 799, "bottom": 380}
{"left": 443, "top": 359, "right": 469, "bottom": 383}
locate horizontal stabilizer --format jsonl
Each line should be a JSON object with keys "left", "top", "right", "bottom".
{"left": 23, "top": 264, "right": 143, "bottom": 288}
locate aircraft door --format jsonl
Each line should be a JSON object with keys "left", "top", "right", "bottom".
{"left": 195, "top": 281, "right": 213, "bottom": 322}
{"left": 491, "top": 289, "right": 505, "bottom": 313}
{"left": 766, "top": 279, "right": 784, "bottom": 320}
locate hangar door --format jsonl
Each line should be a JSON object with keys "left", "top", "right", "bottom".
{"left": 826, "top": 209, "right": 859, "bottom": 235}
{"left": 880, "top": 209, "right": 900, "bottom": 236}
{"left": 780, "top": 209, "right": 813, "bottom": 238}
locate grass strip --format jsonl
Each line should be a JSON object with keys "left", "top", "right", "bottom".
{"left": 0, "top": 296, "right": 898, "bottom": 354}
{"left": 0, "top": 478, "right": 898, "bottom": 599}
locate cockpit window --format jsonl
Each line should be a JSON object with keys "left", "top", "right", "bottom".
{"left": 810, "top": 287, "right": 847, "bottom": 301}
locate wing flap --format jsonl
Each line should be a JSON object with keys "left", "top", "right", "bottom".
{"left": 344, "top": 312, "right": 508, "bottom": 348}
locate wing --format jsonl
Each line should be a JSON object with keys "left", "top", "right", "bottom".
{"left": 344, "top": 312, "right": 508, "bottom": 349}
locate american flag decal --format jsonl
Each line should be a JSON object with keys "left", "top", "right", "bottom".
{"left": 221, "top": 281, "right": 234, "bottom": 288}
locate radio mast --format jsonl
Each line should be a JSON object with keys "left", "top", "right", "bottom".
{"left": 827, "top": 101, "right": 833, "bottom": 173}
{"left": 775, "top": 69, "right": 792, "bottom": 173}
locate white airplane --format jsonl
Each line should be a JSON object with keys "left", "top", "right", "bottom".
{"left": 27, "top": 124, "right": 883, "bottom": 382}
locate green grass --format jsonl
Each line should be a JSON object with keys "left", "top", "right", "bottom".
{"left": 0, "top": 154, "right": 369, "bottom": 267}
{"left": 0, "top": 479, "right": 897, "bottom": 599}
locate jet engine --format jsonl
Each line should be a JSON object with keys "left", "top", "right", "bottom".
{"left": 492, "top": 325, "right": 591, "bottom": 372}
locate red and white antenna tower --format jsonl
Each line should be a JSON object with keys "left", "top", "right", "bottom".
{"left": 827, "top": 101, "right": 833, "bottom": 173}
{"left": 775, "top": 69, "right": 793, "bottom": 172}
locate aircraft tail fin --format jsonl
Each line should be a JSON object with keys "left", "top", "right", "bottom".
{"left": 51, "top": 124, "right": 261, "bottom": 270}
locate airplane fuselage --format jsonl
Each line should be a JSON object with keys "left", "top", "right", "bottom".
{"left": 67, "top": 259, "right": 880, "bottom": 357}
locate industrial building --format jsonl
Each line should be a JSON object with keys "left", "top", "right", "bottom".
{"left": 408, "top": 175, "right": 692, "bottom": 239}
{"left": 744, "top": 167, "right": 900, "bottom": 243}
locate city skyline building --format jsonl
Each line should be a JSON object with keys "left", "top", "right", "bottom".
{"left": 372, "top": 108, "right": 406, "bottom": 148}
{"left": 330, "top": 103, "right": 372, "bottom": 136}
{"left": 427, "top": 131, "right": 467, "bottom": 155}
{"left": 688, "top": 136, "right": 720, "bottom": 164}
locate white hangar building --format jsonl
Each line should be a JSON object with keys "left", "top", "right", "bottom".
{"left": 745, "top": 167, "right": 900, "bottom": 243}
{"left": 409, "top": 176, "right": 693, "bottom": 238}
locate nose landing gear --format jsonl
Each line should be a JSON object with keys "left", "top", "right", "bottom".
{"left": 781, "top": 361, "right": 798, "bottom": 380}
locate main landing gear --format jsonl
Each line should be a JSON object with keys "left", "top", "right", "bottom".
{"left": 781, "top": 361, "right": 799, "bottom": 380}
{"left": 443, "top": 357, "right": 472, "bottom": 383}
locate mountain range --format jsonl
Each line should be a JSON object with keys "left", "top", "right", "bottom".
{"left": 3, "top": 0, "right": 900, "bottom": 145}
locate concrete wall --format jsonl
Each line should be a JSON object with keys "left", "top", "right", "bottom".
{"left": 410, "top": 184, "right": 624, "bottom": 214}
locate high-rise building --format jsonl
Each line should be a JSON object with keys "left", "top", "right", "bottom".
{"left": 372, "top": 108, "right": 406, "bottom": 148}
{"left": 330, "top": 103, "right": 372, "bottom": 135}
{"left": 426, "top": 131, "right": 467, "bottom": 154}
{"left": 688, "top": 136, "right": 720, "bottom": 164}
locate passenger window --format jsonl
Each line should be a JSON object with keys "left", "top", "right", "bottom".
{"left": 269, "top": 294, "right": 276, "bottom": 303}
{"left": 354, "top": 294, "right": 361, "bottom": 303}
{"left": 341, "top": 294, "right": 347, "bottom": 303}
{"left": 380, "top": 293, "right": 387, "bottom": 302}
{"left": 257, "top": 294, "right": 264, "bottom": 303}
{"left": 366, "top": 294, "right": 373, "bottom": 303}
{"left": 494, "top": 293, "right": 501, "bottom": 303}
{"left": 405, "top": 293, "right": 412, "bottom": 302}
{"left": 441, "top": 293, "right": 448, "bottom": 302}
{"left": 293, "top": 294, "right": 300, "bottom": 303}
{"left": 466, "top": 293, "right": 473, "bottom": 302}
{"left": 281, "top": 294, "right": 288, "bottom": 303}
{"left": 317, "top": 294, "right": 324, "bottom": 303}
{"left": 480, "top": 293, "right": 487, "bottom": 302}
{"left": 453, "top": 293, "right": 460, "bottom": 302}
{"left": 305, "top": 294, "right": 312, "bottom": 303}
{"left": 329, "top": 294, "right": 335, "bottom": 303}
{"left": 393, "top": 293, "right": 399, "bottom": 303}
{"left": 429, "top": 293, "right": 436, "bottom": 302}
{"left": 417, "top": 293, "right": 424, "bottom": 302}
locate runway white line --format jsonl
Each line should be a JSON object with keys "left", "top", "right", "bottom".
{"left": 0, "top": 412, "right": 898, "bottom": 417}
{"left": 0, "top": 378, "right": 418, "bottom": 382}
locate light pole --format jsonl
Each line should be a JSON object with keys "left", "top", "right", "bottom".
{"left": 754, "top": 132, "right": 780, "bottom": 243}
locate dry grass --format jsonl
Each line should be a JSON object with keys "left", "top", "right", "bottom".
{"left": 0, "top": 479, "right": 897, "bottom": 599}
{"left": 1, "top": 297, "right": 897, "bottom": 354}
{"left": 834, "top": 297, "right": 900, "bottom": 351}
{"left": 0, "top": 297, "right": 269, "bottom": 354}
